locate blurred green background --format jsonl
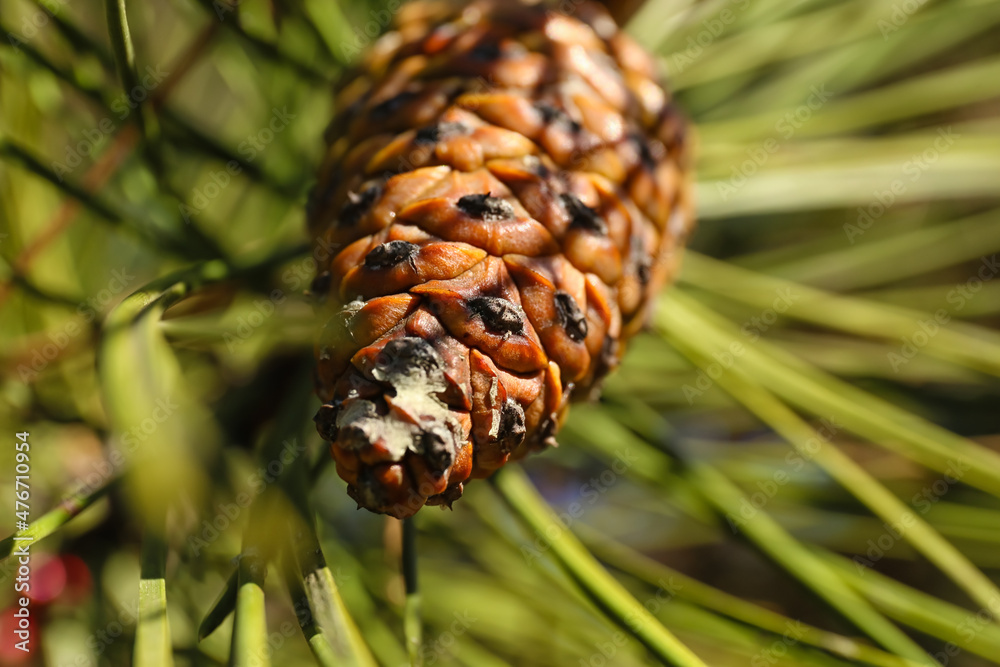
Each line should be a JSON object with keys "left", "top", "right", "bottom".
{"left": 2, "top": 0, "right": 1000, "bottom": 665}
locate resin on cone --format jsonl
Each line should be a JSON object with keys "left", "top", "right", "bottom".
{"left": 309, "top": 0, "right": 693, "bottom": 518}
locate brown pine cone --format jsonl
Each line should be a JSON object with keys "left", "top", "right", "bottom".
{"left": 308, "top": 0, "right": 693, "bottom": 518}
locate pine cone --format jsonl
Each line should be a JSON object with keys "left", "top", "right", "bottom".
{"left": 308, "top": 0, "right": 693, "bottom": 518}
